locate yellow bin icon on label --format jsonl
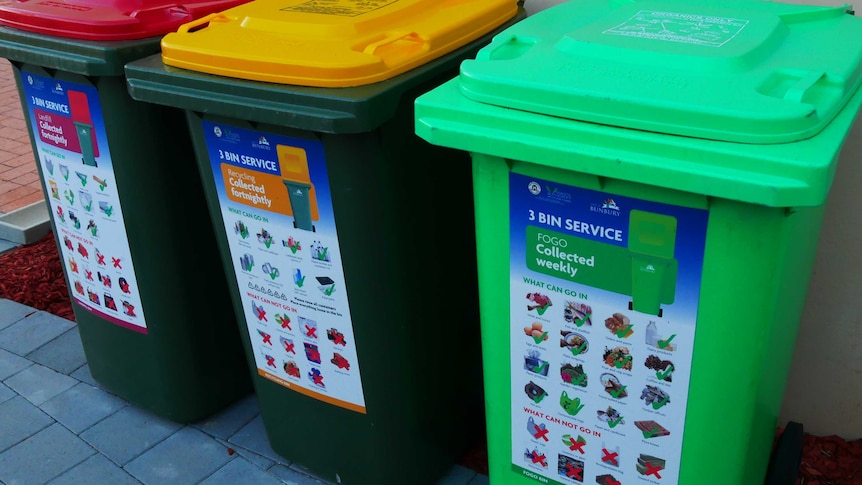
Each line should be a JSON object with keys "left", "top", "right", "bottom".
{"left": 277, "top": 144, "right": 318, "bottom": 231}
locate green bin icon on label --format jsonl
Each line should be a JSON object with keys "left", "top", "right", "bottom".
{"left": 74, "top": 122, "right": 97, "bottom": 166}
{"left": 277, "top": 145, "right": 318, "bottom": 232}
{"left": 628, "top": 210, "right": 677, "bottom": 316}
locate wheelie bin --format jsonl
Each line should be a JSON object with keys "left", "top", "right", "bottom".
{"left": 414, "top": 0, "right": 862, "bottom": 483}
{"left": 123, "top": 0, "right": 523, "bottom": 482}
{"left": 0, "top": 0, "right": 253, "bottom": 422}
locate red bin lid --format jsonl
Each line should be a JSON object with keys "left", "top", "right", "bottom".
{"left": 0, "top": 0, "right": 251, "bottom": 41}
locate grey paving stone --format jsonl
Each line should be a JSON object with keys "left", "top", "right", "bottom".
{"left": 5, "top": 362, "right": 78, "bottom": 405}
{"left": 27, "top": 327, "right": 87, "bottom": 375}
{"left": 0, "top": 347, "right": 31, "bottom": 380}
{"left": 215, "top": 437, "right": 275, "bottom": 471}
{"left": 0, "top": 382, "right": 13, "bottom": 404}
{"left": 438, "top": 465, "right": 478, "bottom": 485}
{"left": 267, "top": 464, "right": 330, "bottom": 484}
{"left": 228, "top": 415, "right": 287, "bottom": 465}
{"left": 125, "top": 427, "right": 233, "bottom": 485}
{"left": 468, "top": 474, "right": 490, "bottom": 485}
{"left": 194, "top": 393, "right": 259, "bottom": 440}
{"left": 0, "top": 396, "right": 54, "bottom": 453}
{"left": 40, "top": 382, "right": 127, "bottom": 434}
{"left": 48, "top": 453, "right": 141, "bottom": 485}
{"left": 79, "top": 405, "right": 182, "bottom": 466}
{"left": 200, "top": 457, "right": 284, "bottom": 485}
{"left": 0, "top": 299, "right": 32, "bottom": 331}
{"left": 0, "top": 310, "right": 75, "bottom": 356}
{"left": 288, "top": 463, "right": 337, "bottom": 484}
{"left": 70, "top": 363, "right": 99, "bottom": 387}
{"left": 0, "top": 423, "right": 95, "bottom": 484}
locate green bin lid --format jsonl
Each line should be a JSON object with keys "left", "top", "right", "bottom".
{"left": 628, "top": 210, "right": 677, "bottom": 259}
{"left": 459, "top": 0, "right": 862, "bottom": 144}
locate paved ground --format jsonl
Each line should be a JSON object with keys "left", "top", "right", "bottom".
{"left": 0, "top": 60, "right": 44, "bottom": 215}
{"left": 0, "top": 298, "right": 489, "bottom": 485}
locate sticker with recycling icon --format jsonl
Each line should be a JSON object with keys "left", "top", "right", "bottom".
{"left": 203, "top": 121, "right": 366, "bottom": 414}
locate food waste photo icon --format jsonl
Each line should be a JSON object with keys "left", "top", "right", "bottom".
{"left": 564, "top": 301, "right": 592, "bottom": 327}
{"left": 525, "top": 381, "right": 548, "bottom": 404}
{"left": 527, "top": 292, "right": 552, "bottom": 315}
{"left": 561, "top": 330, "right": 588, "bottom": 356}
{"left": 524, "top": 321, "right": 550, "bottom": 344}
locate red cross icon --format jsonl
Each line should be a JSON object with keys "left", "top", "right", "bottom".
{"left": 532, "top": 425, "right": 549, "bottom": 441}
{"left": 645, "top": 462, "right": 663, "bottom": 479}
{"left": 605, "top": 476, "right": 622, "bottom": 485}
{"left": 97, "top": 252, "right": 105, "bottom": 265}
{"left": 112, "top": 257, "right": 122, "bottom": 269}
{"left": 85, "top": 270, "right": 93, "bottom": 281}
{"left": 287, "top": 366, "right": 300, "bottom": 378}
{"left": 70, "top": 260, "right": 78, "bottom": 273}
{"left": 260, "top": 333, "right": 272, "bottom": 345}
{"left": 277, "top": 315, "right": 291, "bottom": 330}
{"left": 601, "top": 448, "right": 619, "bottom": 466}
{"left": 255, "top": 307, "right": 268, "bottom": 322}
{"left": 564, "top": 464, "right": 583, "bottom": 480}
{"left": 265, "top": 355, "right": 276, "bottom": 367}
{"left": 123, "top": 302, "right": 136, "bottom": 317}
{"left": 332, "top": 354, "right": 350, "bottom": 370}
{"left": 311, "top": 373, "right": 324, "bottom": 385}
{"left": 308, "top": 349, "right": 321, "bottom": 363}
{"left": 568, "top": 437, "right": 585, "bottom": 454}
{"left": 283, "top": 342, "right": 295, "bottom": 354}
{"left": 333, "top": 332, "right": 346, "bottom": 346}
{"left": 529, "top": 451, "right": 547, "bottom": 467}
{"left": 305, "top": 325, "right": 317, "bottom": 338}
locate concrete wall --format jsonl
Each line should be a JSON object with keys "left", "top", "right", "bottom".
{"left": 521, "top": 0, "right": 862, "bottom": 438}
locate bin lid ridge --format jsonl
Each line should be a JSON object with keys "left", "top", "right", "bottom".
{"left": 458, "top": 0, "right": 862, "bottom": 144}
{"left": 158, "top": 0, "right": 520, "bottom": 87}
{"left": 0, "top": 0, "right": 251, "bottom": 41}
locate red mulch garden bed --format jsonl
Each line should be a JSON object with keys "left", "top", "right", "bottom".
{"left": 797, "top": 433, "right": 862, "bottom": 484}
{"left": 0, "top": 232, "right": 75, "bottom": 321}
{"left": 3, "top": 233, "right": 862, "bottom": 484}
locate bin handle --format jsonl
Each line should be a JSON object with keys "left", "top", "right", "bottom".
{"left": 176, "top": 13, "right": 229, "bottom": 34}
{"left": 129, "top": 4, "right": 188, "bottom": 21}
{"left": 362, "top": 32, "right": 428, "bottom": 58}
{"left": 784, "top": 71, "right": 826, "bottom": 103}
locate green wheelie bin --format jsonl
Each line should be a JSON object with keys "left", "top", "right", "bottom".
{"left": 415, "top": 0, "right": 862, "bottom": 483}
{"left": 0, "top": 0, "right": 253, "bottom": 422}
{"left": 124, "top": 0, "right": 524, "bottom": 482}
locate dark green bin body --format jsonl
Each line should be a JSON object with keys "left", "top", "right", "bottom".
{"left": 124, "top": 16, "right": 522, "bottom": 483}
{"left": 0, "top": 27, "right": 251, "bottom": 422}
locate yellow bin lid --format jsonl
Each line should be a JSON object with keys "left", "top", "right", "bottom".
{"left": 160, "top": 0, "right": 519, "bottom": 87}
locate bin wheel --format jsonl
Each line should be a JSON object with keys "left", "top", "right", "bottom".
{"left": 292, "top": 221, "right": 316, "bottom": 232}
{"left": 627, "top": 301, "right": 662, "bottom": 317}
{"left": 764, "top": 421, "right": 804, "bottom": 485}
